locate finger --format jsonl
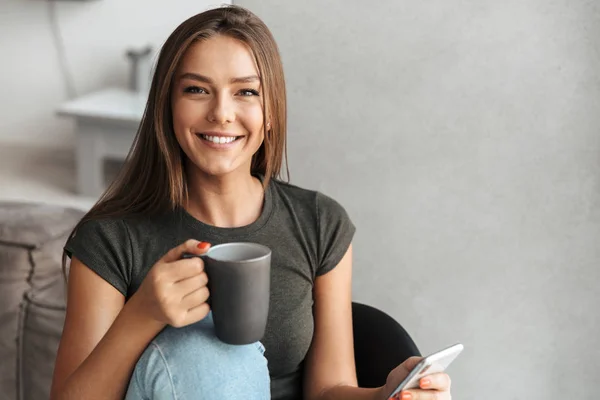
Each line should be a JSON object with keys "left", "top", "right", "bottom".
{"left": 402, "top": 356, "right": 424, "bottom": 371}
{"left": 419, "top": 373, "right": 451, "bottom": 391}
{"left": 182, "top": 301, "right": 211, "bottom": 325}
{"left": 387, "top": 356, "right": 424, "bottom": 389}
{"left": 181, "top": 286, "right": 210, "bottom": 310}
{"left": 401, "top": 389, "right": 450, "bottom": 400}
{"left": 167, "top": 257, "right": 207, "bottom": 282}
{"left": 176, "top": 272, "right": 209, "bottom": 296}
{"left": 162, "top": 239, "right": 211, "bottom": 263}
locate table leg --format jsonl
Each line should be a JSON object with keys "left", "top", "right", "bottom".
{"left": 76, "top": 128, "right": 105, "bottom": 198}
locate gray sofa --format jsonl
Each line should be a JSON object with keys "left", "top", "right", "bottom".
{"left": 0, "top": 201, "right": 84, "bottom": 400}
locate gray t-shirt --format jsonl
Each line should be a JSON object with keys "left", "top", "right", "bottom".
{"left": 65, "top": 178, "right": 355, "bottom": 400}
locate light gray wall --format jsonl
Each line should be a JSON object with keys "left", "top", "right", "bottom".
{"left": 237, "top": 1, "right": 600, "bottom": 399}
{"left": 0, "top": 0, "right": 228, "bottom": 146}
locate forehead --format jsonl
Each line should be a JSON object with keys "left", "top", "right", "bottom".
{"left": 178, "top": 35, "right": 259, "bottom": 78}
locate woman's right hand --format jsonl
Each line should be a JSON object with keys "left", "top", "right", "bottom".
{"left": 130, "top": 239, "right": 212, "bottom": 328}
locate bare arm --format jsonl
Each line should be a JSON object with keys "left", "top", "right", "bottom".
{"left": 303, "top": 244, "right": 453, "bottom": 400}
{"left": 50, "top": 257, "right": 165, "bottom": 400}
{"left": 303, "top": 244, "right": 383, "bottom": 400}
{"left": 51, "top": 239, "right": 211, "bottom": 400}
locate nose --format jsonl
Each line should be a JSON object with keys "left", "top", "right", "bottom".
{"left": 207, "top": 93, "right": 235, "bottom": 125}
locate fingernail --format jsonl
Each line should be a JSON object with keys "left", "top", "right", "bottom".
{"left": 420, "top": 378, "right": 431, "bottom": 388}
{"left": 401, "top": 393, "right": 412, "bottom": 400}
{"left": 197, "top": 242, "right": 210, "bottom": 250}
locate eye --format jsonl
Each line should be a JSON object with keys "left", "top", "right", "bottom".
{"left": 183, "top": 86, "right": 207, "bottom": 94}
{"left": 238, "top": 89, "right": 260, "bottom": 96}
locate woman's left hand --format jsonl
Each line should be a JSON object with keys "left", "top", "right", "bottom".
{"left": 379, "top": 357, "right": 452, "bottom": 400}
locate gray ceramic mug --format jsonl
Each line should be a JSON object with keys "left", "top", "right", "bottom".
{"left": 183, "top": 242, "right": 271, "bottom": 345}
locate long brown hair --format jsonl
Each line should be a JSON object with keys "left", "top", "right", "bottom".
{"left": 62, "top": 5, "right": 288, "bottom": 276}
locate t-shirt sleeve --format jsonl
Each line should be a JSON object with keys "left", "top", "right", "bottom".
{"left": 315, "top": 192, "right": 356, "bottom": 277}
{"left": 64, "top": 218, "right": 132, "bottom": 296}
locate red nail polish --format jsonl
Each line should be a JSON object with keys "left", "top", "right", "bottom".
{"left": 420, "top": 378, "right": 431, "bottom": 388}
{"left": 197, "top": 242, "right": 210, "bottom": 250}
{"left": 401, "top": 392, "right": 412, "bottom": 400}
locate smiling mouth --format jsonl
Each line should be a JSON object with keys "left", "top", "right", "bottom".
{"left": 198, "top": 134, "right": 243, "bottom": 144}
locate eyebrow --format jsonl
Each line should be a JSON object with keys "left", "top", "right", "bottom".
{"left": 179, "top": 72, "right": 260, "bottom": 84}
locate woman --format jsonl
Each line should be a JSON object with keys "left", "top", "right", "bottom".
{"left": 50, "top": 5, "right": 452, "bottom": 400}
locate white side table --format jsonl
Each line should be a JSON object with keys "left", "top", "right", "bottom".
{"left": 57, "top": 88, "right": 146, "bottom": 197}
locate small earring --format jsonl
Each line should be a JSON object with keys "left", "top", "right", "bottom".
{"left": 267, "top": 121, "right": 271, "bottom": 129}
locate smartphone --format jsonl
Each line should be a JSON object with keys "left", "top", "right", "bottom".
{"left": 387, "top": 343, "right": 464, "bottom": 399}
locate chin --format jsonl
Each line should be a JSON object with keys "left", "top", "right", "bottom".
{"left": 192, "top": 159, "right": 249, "bottom": 179}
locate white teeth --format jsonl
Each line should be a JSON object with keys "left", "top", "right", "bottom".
{"left": 201, "top": 135, "right": 237, "bottom": 144}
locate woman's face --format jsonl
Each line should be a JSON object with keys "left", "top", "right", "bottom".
{"left": 171, "top": 35, "right": 265, "bottom": 178}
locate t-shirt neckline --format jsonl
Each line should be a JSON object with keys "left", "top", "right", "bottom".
{"left": 177, "top": 175, "right": 274, "bottom": 238}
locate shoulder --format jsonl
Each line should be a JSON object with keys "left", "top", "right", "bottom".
{"left": 65, "top": 216, "right": 131, "bottom": 260}
{"left": 270, "top": 180, "right": 356, "bottom": 275}
{"left": 65, "top": 212, "right": 170, "bottom": 274}
{"left": 71, "top": 216, "right": 128, "bottom": 241}
{"left": 68, "top": 210, "right": 171, "bottom": 258}
{"left": 269, "top": 179, "right": 352, "bottom": 225}
{"left": 73, "top": 210, "right": 173, "bottom": 239}
{"left": 65, "top": 216, "right": 139, "bottom": 297}
{"left": 270, "top": 179, "right": 319, "bottom": 204}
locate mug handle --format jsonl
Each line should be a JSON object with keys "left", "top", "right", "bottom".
{"left": 181, "top": 253, "right": 208, "bottom": 260}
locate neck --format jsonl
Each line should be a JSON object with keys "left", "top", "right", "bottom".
{"left": 184, "top": 167, "right": 264, "bottom": 228}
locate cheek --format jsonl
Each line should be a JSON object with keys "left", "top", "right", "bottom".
{"left": 172, "top": 99, "right": 201, "bottom": 128}
{"left": 171, "top": 100, "right": 207, "bottom": 148}
{"left": 170, "top": 103, "right": 195, "bottom": 154}
{"left": 240, "top": 104, "right": 265, "bottom": 133}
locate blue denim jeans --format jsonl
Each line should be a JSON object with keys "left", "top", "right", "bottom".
{"left": 125, "top": 312, "right": 271, "bottom": 399}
